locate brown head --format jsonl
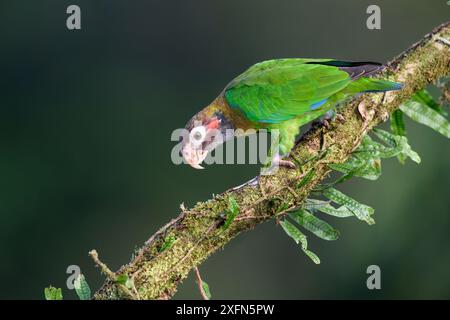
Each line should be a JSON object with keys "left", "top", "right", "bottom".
{"left": 182, "top": 98, "right": 235, "bottom": 169}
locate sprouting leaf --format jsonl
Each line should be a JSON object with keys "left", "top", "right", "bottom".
{"left": 159, "top": 235, "right": 176, "bottom": 252}
{"left": 279, "top": 219, "right": 320, "bottom": 264}
{"left": 290, "top": 209, "right": 339, "bottom": 241}
{"left": 296, "top": 169, "right": 315, "bottom": 188}
{"left": 115, "top": 274, "right": 129, "bottom": 285}
{"left": 201, "top": 281, "right": 212, "bottom": 300}
{"left": 222, "top": 196, "right": 240, "bottom": 230}
{"left": 275, "top": 202, "right": 291, "bottom": 214}
{"left": 400, "top": 101, "right": 450, "bottom": 138}
{"left": 74, "top": 274, "right": 91, "bottom": 300}
{"left": 115, "top": 273, "right": 135, "bottom": 290}
{"left": 44, "top": 286, "right": 63, "bottom": 300}
{"left": 323, "top": 188, "right": 375, "bottom": 225}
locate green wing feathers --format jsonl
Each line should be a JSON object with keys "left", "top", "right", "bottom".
{"left": 225, "top": 59, "right": 350, "bottom": 123}
{"left": 224, "top": 59, "right": 401, "bottom": 125}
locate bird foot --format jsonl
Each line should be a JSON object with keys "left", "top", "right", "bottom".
{"left": 278, "top": 159, "right": 296, "bottom": 169}
{"left": 335, "top": 113, "right": 345, "bottom": 123}
{"left": 322, "top": 119, "right": 331, "bottom": 129}
{"left": 261, "top": 154, "right": 296, "bottom": 175}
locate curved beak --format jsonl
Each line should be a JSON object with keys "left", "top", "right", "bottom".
{"left": 189, "top": 162, "right": 205, "bottom": 170}
{"left": 182, "top": 143, "right": 208, "bottom": 170}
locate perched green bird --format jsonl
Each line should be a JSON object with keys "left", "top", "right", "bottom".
{"left": 181, "top": 58, "right": 402, "bottom": 169}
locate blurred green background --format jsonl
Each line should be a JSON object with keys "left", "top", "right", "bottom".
{"left": 1, "top": 0, "right": 449, "bottom": 300}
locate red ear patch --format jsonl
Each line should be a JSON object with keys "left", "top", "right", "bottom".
{"left": 206, "top": 118, "right": 221, "bottom": 130}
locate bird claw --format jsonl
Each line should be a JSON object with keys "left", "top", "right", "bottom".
{"left": 357, "top": 101, "right": 374, "bottom": 121}
{"left": 335, "top": 113, "right": 345, "bottom": 123}
{"left": 278, "top": 159, "right": 296, "bottom": 169}
{"left": 261, "top": 153, "right": 296, "bottom": 175}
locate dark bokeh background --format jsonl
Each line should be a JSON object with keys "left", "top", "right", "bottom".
{"left": 1, "top": 0, "right": 449, "bottom": 299}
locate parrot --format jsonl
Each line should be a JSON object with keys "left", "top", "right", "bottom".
{"left": 181, "top": 58, "right": 402, "bottom": 170}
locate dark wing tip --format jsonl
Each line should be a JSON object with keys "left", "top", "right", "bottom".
{"left": 306, "top": 60, "right": 384, "bottom": 80}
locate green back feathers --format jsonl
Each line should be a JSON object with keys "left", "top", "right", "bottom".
{"left": 225, "top": 59, "right": 349, "bottom": 124}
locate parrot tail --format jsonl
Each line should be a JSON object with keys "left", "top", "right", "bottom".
{"left": 347, "top": 77, "right": 403, "bottom": 94}
{"left": 306, "top": 60, "right": 403, "bottom": 93}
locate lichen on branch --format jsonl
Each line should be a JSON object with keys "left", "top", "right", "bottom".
{"left": 93, "top": 22, "right": 450, "bottom": 300}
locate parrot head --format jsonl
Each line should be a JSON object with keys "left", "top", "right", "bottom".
{"left": 182, "top": 104, "right": 234, "bottom": 169}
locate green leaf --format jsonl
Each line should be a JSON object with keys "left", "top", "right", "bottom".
{"left": 329, "top": 140, "right": 382, "bottom": 182}
{"left": 328, "top": 162, "right": 357, "bottom": 174}
{"left": 44, "top": 286, "right": 63, "bottom": 300}
{"left": 275, "top": 202, "right": 291, "bottom": 214}
{"left": 115, "top": 274, "right": 128, "bottom": 285}
{"left": 323, "top": 188, "right": 375, "bottom": 225}
{"left": 412, "top": 90, "right": 443, "bottom": 114}
{"left": 303, "top": 198, "right": 330, "bottom": 210}
{"left": 201, "top": 281, "right": 212, "bottom": 300}
{"left": 372, "top": 129, "right": 398, "bottom": 148}
{"left": 159, "top": 235, "right": 176, "bottom": 252}
{"left": 390, "top": 109, "right": 406, "bottom": 137}
{"left": 372, "top": 129, "right": 421, "bottom": 163}
{"left": 304, "top": 199, "right": 354, "bottom": 218}
{"left": 303, "top": 249, "right": 321, "bottom": 264}
{"left": 399, "top": 138, "right": 421, "bottom": 163}
{"left": 222, "top": 196, "right": 240, "bottom": 230}
{"left": 400, "top": 101, "right": 450, "bottom": 138}
{"left": 397, "top": 152, "right": 407, "bottom": 164}
{"left": 74, "top": 274, "right": 91, "bottom": 300}
{"left": 332, "top": 158, "right": 381, "bottom": 182}
{"left": 354, "top": 135, "right": 392, "bottom": 160}
{"left": 290, "top": 209, "right": 339, "bottom": 241}
{"left": 279, "top": 219, "right": 320, "bottom": 264}
{"left": 357, "top": 158, "right": 382, "bottom": 180}
{"left": 296, "top": 169, "right": 315, "bottom": 188}
{"left": 317, "top": 203, "right": 355, "bottom": 218}
{"left": 280, "top": 219, "right": 307, "bottom": 248}
{"left": 390, "top": 110, "right": 407, "bottom": 163}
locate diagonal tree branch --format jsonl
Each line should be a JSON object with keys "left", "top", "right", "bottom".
{"left": 93, "top": 22, "right": 450, "bottom": 300}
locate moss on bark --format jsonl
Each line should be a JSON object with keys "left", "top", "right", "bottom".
{"left": 93, "top": 22, "right": 450, "bottom": 300}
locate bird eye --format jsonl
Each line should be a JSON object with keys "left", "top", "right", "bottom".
{"left": 190, "top": 126, "right": 206, "bottom": 146}
{"left": 194, "top": 131, "right": 202, "bottom": 140}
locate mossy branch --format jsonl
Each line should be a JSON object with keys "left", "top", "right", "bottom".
{"left": 93, "top": 22, "right": 450, "bottom": 300}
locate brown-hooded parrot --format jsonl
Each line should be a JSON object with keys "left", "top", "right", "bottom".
{"left": 181, "top": 58, "right": 402, "bottom": 169}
